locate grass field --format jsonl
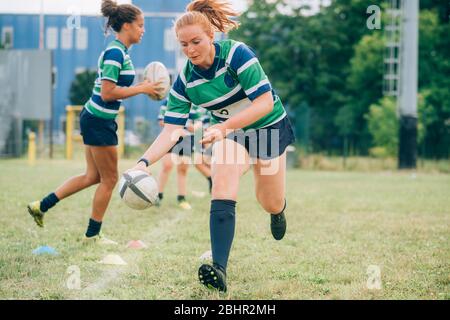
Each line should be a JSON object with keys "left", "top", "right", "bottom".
{"left": 0, "top": 159, "right": 449, "bottom": 300}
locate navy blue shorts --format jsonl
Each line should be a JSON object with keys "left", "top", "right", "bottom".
{"left": 199, "top": 145, "right": 213, "bottom": 158}
{"left": 80, "top": 108, "right": 118, "bottom": 146}
{"left": 169, "top": 134, "right": 194, "bottom": 157}
{"left": 226, "top": 116, "right": 296, "bottom": 160}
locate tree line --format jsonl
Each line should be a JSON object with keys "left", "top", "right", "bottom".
{"left": 231, "top": 0, "right": 450, "bottom": 159}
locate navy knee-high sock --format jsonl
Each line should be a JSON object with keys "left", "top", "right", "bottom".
{"left": 85, "top": 218, "right": 102, "bottom": 237}
{"left": 40, "top": 193, "right": 59, "bottom": 213}
{"left": 210, "top": 199, "right": 236, "bottom": 272}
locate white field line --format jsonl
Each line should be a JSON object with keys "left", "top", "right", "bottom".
{"left": 71, "top": 210, "right": 188, "bottom": 299}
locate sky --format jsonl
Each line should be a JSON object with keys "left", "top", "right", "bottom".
{"left": 0, "top": 1, "right": 329, "bottom": 16}
{"left": 0, "top": 0, "right": 248, "bottom": 15}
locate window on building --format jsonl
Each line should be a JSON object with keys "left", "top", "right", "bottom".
{"left": 61, "top": 28, "right": 73, "bottom": 50}
{"left": 164, "top": 28, "right": 176, "bottom": 52}
{"left": 1, "top": 26, "right": 13, "bottom": 49}
{"left": 46, "top": 27, "right": 58, "bottom": 50}
{"left": 76, "top": 27, "right": 88, "bottom": 50}
{"left": 75, "top": 67, "right": 86, "bottom": 75}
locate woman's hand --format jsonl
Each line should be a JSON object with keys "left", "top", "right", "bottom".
{"left": 200, "top": 123, "right": 228, "bottom": 146}
{"left": 101, "top": 79, "right": 165, "bottom": 101}
{"left": 127, "top": 161, "right": 149, "bottom": 174}
{"left": 138, "top": 80, "right": 165, "bottom": 97}
{"left": 132, "top": 124, "right": 184, "bottom": 176}
{"left": 180, "top": 128, "right": 191, "bottom": 137}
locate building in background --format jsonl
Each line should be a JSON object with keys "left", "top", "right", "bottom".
{"left": 0, "top": 0, "right": 190, "bottom": 147}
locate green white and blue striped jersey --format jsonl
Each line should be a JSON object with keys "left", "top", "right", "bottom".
{"left": 84, "top": 39, "right": 135, "bottom": 119}
{"left": 199, "top": 108, "right": 212, "bottom": 128}
{"left": 164, "top": 39, "right": 286, "bottom": 130}
{"left": 158, "top": 99, "right": 168, "bottom": 121}
{"left": 158, "top": 99, "right": 201, "bottom": 134}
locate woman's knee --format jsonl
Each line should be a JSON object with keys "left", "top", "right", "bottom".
{"left": 257, "top": 192, "right": 285, "bottom": 213}
{"left": 211, "top": 172, "right": 239, "bottom": 199}
{"left": 84, "top": 173, "right": 100, "bottom": 186}
{"left": 162, "top": 161, "right": 173, "bottom": 172}
{"left": 100, "top": 171, "right": 118, "bottom": 187}
{"left": 177, "top": 164, "right": 188, "bottom": 175}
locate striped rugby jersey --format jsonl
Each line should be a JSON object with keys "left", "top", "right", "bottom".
{"left": 84, "top": 39, "right": 135, "bottom": 119}
{"left": 157, "top": 99, "right": 168, "bottom": 121}
{"left": 164, "top": 39, "right": 286, "bottom": 130}
{"left": 158, "top": 99, "right": 201, "bottom": 135}
{"left": 199, "top": 108, "right": 212, "bottom": 129}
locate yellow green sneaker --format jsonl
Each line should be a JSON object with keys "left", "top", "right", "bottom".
{"left": 27, "top": 201, "right": 44, "bottom": 228}
{"left": 178, "top": 200, "right": 192, "bottom": 210}
{"left": 82, "top": 232, "right": 118, "bottom": 246}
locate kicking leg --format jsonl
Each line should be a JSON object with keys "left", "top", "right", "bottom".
{"left": 27, "top": 146, "right": 100, "bottom": 227}
{"left": 199, "top": 139, "right": 250, "bottom": 292}
{"left": 253, "top": 151, "right": 287, "bottom": 240}
{"left": 83, "top": 146, "right": 118, "bottom": 239}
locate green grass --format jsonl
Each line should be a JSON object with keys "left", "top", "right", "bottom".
{"left": 0, "top": 159, "right": 449, "bottom": 300}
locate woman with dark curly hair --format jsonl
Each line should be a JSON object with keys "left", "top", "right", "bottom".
{"left": 27, "top": 0, "right": 163, "bottom": 245}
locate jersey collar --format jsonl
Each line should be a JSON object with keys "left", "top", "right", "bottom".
{"left": 192, "top": 42, "right": 221, "bottom": 80}
{"left": 113, "top": 38, "right": 129, "bottom": 53}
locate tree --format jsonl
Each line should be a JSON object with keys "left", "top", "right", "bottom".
{"left": 417, "top": 9, "right": 450, "bottom": 158}
{"left": 421, "top": 0, "right": 450, "bottom": 23}
{"left": 69, "top": 70, "right": 97, "bottom": 105}
{"left": 366, "top": 97, "right": 398, "bottom": 157}
{"left": 366, "top": 94, "right": 429, "bottom": 158}
{"left": 336, "top": 33, "right": 384, "bottom": 154}
{"left": 232, "top": 0, "right": 379, "bottom": 153}
{"left": 231, "top": 0, "right": 449, "bottom": 158}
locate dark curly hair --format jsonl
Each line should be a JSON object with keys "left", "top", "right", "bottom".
{"left": 101, "top": 0, "right": 142, "bottom": 34}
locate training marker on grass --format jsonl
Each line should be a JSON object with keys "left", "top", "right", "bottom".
{"left": 32, "top": 246, "right": 59, "bottom": 256}
{"left": 126, "top": 240, "right": 147, "bottom": 249}
{"left": 199, "top": 250, "right": 212, "bottom": 261}
{"left": 98, "top": 254, "right": 127, "bottom": 266}
{"left": 191, "top": 190, "right": 206, "bottom": 198}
